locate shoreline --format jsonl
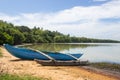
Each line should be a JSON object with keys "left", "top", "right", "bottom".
{"left": 0, "top": 46, "right": 120, "bottom": 80}
{"left": 82, "top": 66, "right": 120, "bottom": 79}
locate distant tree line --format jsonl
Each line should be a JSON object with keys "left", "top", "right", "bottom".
{"left": 0, "top": 20, "right": 119, "bottom": 45}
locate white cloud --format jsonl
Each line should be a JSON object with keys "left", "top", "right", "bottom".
{"left": 0, "top": 0, "right": 120, "bottom": 40}
{"left": 0, "top": 13, "right": 20, "bottom": 22}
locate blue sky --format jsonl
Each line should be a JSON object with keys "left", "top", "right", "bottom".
{"left": 0, "top": 0, "right": 110, "bottom": 14}
{"left": 0, "top": 0, "right": 120, "bottom": 40}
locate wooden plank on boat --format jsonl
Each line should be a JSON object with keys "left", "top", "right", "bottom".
{"left": 34, "top": 59, "right": 89, "bottom": 66}
{"left": 32, "top": 49, "right": 55, "bottom": 61}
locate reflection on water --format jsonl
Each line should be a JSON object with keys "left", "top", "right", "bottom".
{"left": 24, "top": 43, "right": 102, "bottom": 51}
{"left": 24, "top": 43, "right": 120, "bottom": 64}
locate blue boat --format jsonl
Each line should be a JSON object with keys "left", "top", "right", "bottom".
{"left": 3, "top": 44, "right": 83, "bottom": 61}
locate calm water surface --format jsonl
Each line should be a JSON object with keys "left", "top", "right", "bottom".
{"left": 24, "top": 43, "right": 120, "bottom": 64}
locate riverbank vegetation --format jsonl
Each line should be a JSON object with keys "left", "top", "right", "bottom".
{"left": 90, "top": 62, "right": 120, "bottom": 72}
{"left": 0, "top": 20, "right": 120, "bottom": 45}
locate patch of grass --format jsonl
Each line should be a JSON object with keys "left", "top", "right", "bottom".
{"left": 0, "top": 73, "right": 49, "bottom": 80}
{"left": 0, "top": 48, "right": 2, "bottom": 57}
{"left": 90, "top": 62, "right": 120, "bottom": 72}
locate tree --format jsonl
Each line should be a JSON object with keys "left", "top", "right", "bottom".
{"left": 0, "top": 20, "right": 119, "bottom": 44}
{"left": 11, "top": 30, "right": 25, "bottom": 44}
{"left": 0, "top": 32, "right": 13, "bottom": 45}
{"left": 16, "top": 26, "right": 31, "bottom": 33}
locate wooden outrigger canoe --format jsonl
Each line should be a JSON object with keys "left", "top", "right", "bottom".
{"left": 34, "top": 59, "right": 89, "bottom": 66}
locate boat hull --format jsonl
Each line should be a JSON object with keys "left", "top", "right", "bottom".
{"left": 4, "top": 44, "right": 83, "bottom": 61}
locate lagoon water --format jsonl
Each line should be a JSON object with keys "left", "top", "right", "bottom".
{"left": 24, "top": 43, "right": 120, "bottom": 64}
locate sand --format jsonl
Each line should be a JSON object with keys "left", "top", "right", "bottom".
{"left": 0, "top": 47, "right": 119, "bottom": 80}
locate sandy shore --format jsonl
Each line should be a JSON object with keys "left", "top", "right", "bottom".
{"left": 0, "top": 47, "right": 119, "bottom": 80}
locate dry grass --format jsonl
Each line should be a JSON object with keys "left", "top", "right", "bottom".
{"left": 0, "top": 61, "right": 49, "bottom": 80}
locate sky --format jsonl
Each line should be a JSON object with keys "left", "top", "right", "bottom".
{"left": 0, "top": 0, "right": 120, "bottom": 40}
